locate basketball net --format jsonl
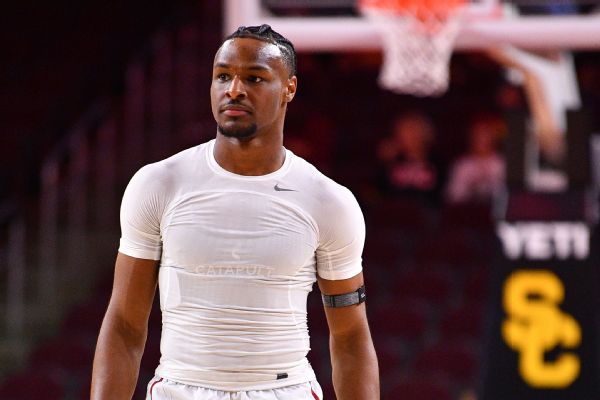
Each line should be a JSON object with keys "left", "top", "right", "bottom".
{"left": 360, "top": 0, "right": 465, "bottom": 97}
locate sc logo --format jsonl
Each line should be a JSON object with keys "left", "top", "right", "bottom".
{"left": 502, "top": 270, "right": 581, "bottom": 388}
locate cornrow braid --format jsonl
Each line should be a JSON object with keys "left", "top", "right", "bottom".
{"left": 224, "top": 24, "right": 297, "bottom": 77}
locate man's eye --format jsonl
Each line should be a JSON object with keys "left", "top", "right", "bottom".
{"left": 217, "top": 74, "right": 229, "bottom": 81}
{"left": 247, "top": 76, "right": 263, "bottom": 83}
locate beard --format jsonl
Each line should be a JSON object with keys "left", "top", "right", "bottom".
{"left": 217, "top": 122, "right": 257, "bottom": 139}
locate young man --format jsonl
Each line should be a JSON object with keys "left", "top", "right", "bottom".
{"left": 91, "top": 25, "right": 379, "bottom": 399}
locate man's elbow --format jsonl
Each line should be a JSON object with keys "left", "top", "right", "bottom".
{"left": 100, "top": 308, "right": 149, "bottom": 349}
{"left": 330, "top": 322, "right": 374, "bottom": 352}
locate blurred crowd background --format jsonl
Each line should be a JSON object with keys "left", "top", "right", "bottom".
{"left": 0, "top": 1, "right": 599, "bottom": 399}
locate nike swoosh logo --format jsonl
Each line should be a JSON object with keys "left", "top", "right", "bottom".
{"left": 274, "top": 183, "right": 296, "bottom": 192}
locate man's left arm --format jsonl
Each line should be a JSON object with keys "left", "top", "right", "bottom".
{"left": 318, "top": 272, "right": 380, "bottom": 399}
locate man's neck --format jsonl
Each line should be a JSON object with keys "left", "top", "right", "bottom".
{"left": 213, "top": 134, "right": 286, "bottom": 176}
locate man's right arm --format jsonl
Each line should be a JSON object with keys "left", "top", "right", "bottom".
{"left": 91, "top": 253, "right": 159, "bottom": 400}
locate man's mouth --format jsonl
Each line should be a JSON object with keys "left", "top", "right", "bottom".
{"left": 221, "top": 104, "right": 251, "bottom": 116}
{"left": 223, "top": 109, "right": 249, "bottom": 117}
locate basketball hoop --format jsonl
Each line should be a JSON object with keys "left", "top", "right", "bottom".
{"left": 359, "top": 0, "right": 466, "bottom": 97}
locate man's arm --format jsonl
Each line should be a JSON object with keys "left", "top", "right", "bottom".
{"left": 318, "top": 272, "right": 379, "bottom": 399}
{"left": 91, "top": 253, "right": 159, "bottom": 400}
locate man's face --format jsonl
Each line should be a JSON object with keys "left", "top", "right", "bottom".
{"left": 210, "top": 37, "right": 296, "bottom": 140}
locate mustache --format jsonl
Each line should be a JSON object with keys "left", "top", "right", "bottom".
{"left": 220, "top": 100, "right": 252, "bottom": 113}
{"left": 224, "top": 99, "right": 248, "bottom": 106}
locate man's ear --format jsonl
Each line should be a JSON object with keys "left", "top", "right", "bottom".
{"left": 284, "top": 76, "right": 297, "bottom": 103}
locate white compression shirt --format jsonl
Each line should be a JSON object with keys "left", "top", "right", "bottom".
{"left": 118, "top": 139, "right": 365, "bottom": 391}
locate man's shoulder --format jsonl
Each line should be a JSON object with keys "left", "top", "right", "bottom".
{"left": 137, "top": 143, "right": 206, "bottom": 176}
{"left": 291, "top": 155, "right": 355, "bottom": 205}
{"left": 290, "top": 157, "right": 364, "bottom": 234}
{"left": 156, "top": 143, "right": 206, "bottom": 169}
{"left": 128, "top": 143, "right": 208, "bottom": 192}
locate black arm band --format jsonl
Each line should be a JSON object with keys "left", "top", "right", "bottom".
{"left": 322, "top": 285, "right": 366, "bottom": 308}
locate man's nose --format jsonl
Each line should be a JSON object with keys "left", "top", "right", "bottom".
{"left": 226, "top": 76, "right": 246, "bottom": 99}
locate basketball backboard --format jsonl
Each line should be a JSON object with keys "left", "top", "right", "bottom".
{"left": 224, "top": 0, "right": 600, "bottom": 51}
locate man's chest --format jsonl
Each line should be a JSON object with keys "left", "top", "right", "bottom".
{"left": 160, "top": 191, "right": 318, "bottom": 275}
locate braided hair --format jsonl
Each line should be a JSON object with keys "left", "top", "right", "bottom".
{"left": 223, "top": 24, "right": 297, "bottom": 77}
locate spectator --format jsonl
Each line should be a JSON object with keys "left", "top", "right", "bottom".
{"left": 446, "top": 115, "right": 506, "bottom": 203}
{"left": 376, "top": 112, "right": 444, "bottom": 204}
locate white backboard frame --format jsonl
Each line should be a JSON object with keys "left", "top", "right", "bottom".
{"left": 224, "top": 0, "right": 600, "bottom": 51}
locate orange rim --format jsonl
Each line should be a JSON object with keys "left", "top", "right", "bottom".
{"left": 359, "top": 0, "right": 465, "bottom": 22}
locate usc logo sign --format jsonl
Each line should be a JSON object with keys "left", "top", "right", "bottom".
{"left": 502, "top": 270, "right": 581, "bottom": 388}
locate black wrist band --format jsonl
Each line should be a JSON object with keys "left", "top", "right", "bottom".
{"left": 322, "top": 285, "right": 366, "bottom": 308}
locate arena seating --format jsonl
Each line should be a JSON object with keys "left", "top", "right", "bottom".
{"left": 5, "top": 2, "right": 599, "bottom": 400}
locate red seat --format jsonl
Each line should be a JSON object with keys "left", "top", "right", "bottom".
{"left": 363, "top": 232, "right": 403, "bottom": 268}
{"left": 367, "top": 198, "right": 430, "bottom": 232}
{"left": 414, "top": 341, "right": 478, "bottom": 384}
{"left": 370, "top": 301, "right": 428, "bottom": 341}
{"left": 439, "top": 202, "right": 493, "bottom": 232}
{"left": 319, "top": 381, "right": 335, "bottom": 400}
{"left": 373, "top": 338, "right": 406, "bottom": 380}
{"left": 30, "top": 338, "right": 94, "bottom": 373}
{"left": 148, "top": 299, "right": 163, "bottom": 331}
{"left": 307, "top": 292, "right": 329, "bottom": 335}
{"left": 387, "top": 377, "right": 453, "bottom": 400}
{"left": 307, "top": 334, "right": 328, "bottom": 375}
{"left": 0, "top": 372, "right": 64, "bottom": 400}
{"left": 394, "top": 269, "right": 452, "bottom": 305}
{"left": 464, "top": 268, "right": 491, "bottom": 302}
{"left": 140, "top": 331, "right": 162, "bottom": 374}
{"left": 439, "top": 305, "right": 483, "bottom": 340}
{"left": 414, "top": 231, "right": 477, "bottom": 269}
{"left": 61, "top": 300, "right": 108, "bottom": 336}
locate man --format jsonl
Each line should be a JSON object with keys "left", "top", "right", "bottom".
{"left": 91, "top": 24, "right": 379, "bottom": 399}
